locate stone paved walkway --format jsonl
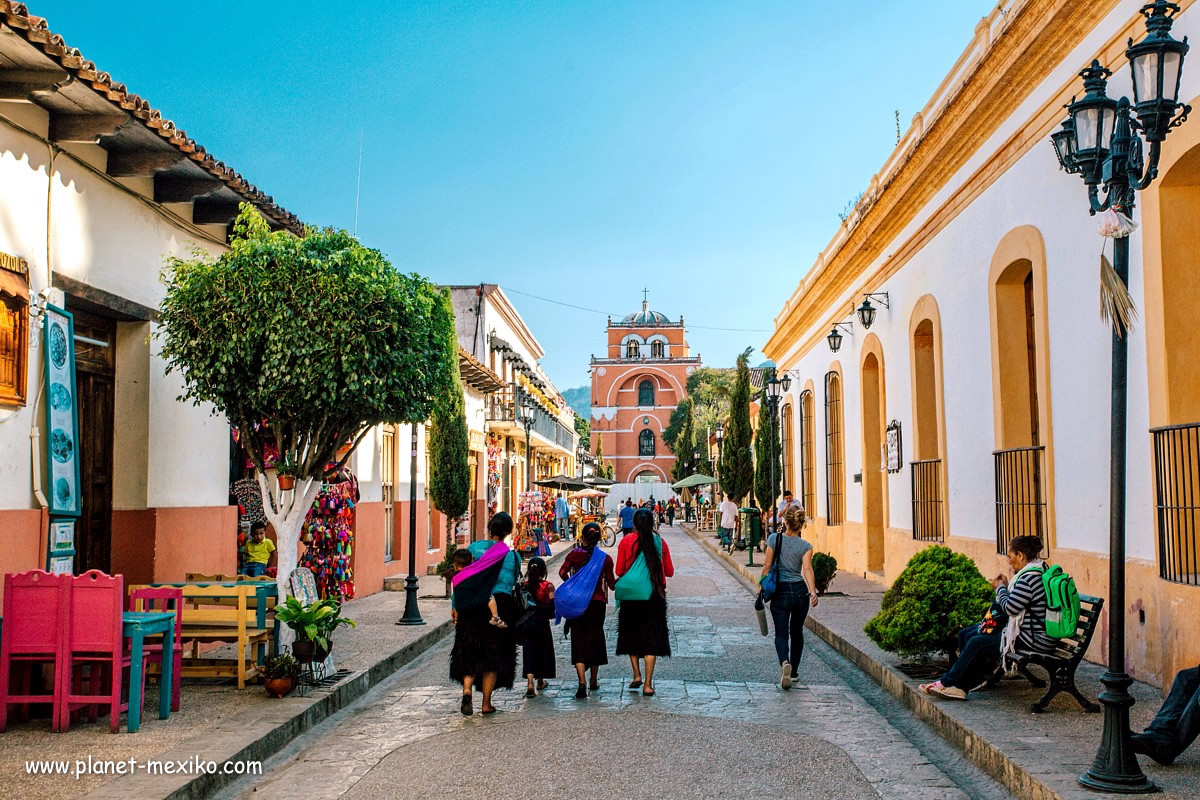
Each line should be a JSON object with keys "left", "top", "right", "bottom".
{"left": 234, "top": 524, "right": 989, "bottom": 800}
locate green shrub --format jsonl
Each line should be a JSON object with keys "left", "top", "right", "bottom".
{"left": 811, "top": 552, "right": 837, "bottom": 595}
{"left": 863, "top": 545, "right": 993, "bottom": 659}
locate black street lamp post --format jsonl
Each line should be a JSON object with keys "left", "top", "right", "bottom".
{"left": 520, "top": 391, "right": 536, "bottom": 492}
{"left": 396, "top": 422, "right": 425, "bottom": 626}
{"left": 715, "top": 421, "right": 725, "bottom": 495}
{"left": 1051, "top": 2, "right": 1190, "bottom": 792}
{"left": 765, "top": 369, "right": 792, "bottom": 530}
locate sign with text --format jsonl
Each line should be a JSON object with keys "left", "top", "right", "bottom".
{"left": 885, "top": 420, "right": 903, "bottom": 474}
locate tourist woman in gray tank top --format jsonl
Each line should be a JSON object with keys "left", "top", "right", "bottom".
{"left": 759, "top": 505, "right": 817, "bottom": 690}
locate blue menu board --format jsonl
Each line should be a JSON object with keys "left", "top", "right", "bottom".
{"left": 44, "top": 305, "right": 81, "bottom": 517}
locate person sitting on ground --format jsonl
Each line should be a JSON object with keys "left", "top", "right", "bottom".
{"left": 242, "top": 521, "right": 276, "bottom": 577}
{"left": 920, "top": 535, "right": 1053, "bottom": 701}
{"left": 1131, "top": 663, "right": 1200, "bottom": 765}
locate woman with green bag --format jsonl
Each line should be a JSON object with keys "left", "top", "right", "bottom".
{"left": 614, "top": 509, "right": 675, "bottom": 696}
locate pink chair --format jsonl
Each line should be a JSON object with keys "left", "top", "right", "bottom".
{"left": 128, "top": 587, "right": 183, "bottom": 712}
{"left": 0, "top": 571, "right": 70, "bottom": 733}
{"left": 60, "top": 571, "right": 136, "bottom": 733}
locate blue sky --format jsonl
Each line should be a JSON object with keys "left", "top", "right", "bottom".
{"left": 42, "top": 0, "right": 993, "bottom": 390}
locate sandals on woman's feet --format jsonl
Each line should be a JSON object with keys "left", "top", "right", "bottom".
{"left": 489, "top": 616, "right": 508, "bottom": 629}
{"left": 460, "top": 694, "right": 473, "bottom": 716}
{"left": 524, "top": 688, "right": 536, "bottom": 698}
{"left": 575, "top": 684, "right": 587, "bottom": 699}
{"left": 628, "top": 679, "right": 643, "bottom": 690}
{"left": 536, "top": 680, "right": 548, "bottom": 690}
{"left": 642, "top": 687, "right": 656, "bottom": 697}
{"left": 481, "top": 706, "right": 498, "bottom": 715}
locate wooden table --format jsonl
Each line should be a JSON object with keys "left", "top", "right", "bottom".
{"left": 123, "top": 611, "right": 176, "bottom": 733}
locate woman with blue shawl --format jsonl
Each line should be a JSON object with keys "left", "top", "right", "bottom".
{"left": 558, "top": 522, "right": 617, "bottom": 699}
{"left": 450, "top": 512, "right": 522, "bottom": 716}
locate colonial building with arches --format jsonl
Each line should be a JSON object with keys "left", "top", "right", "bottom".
{"left": 763, "top": 0, "right": 1200, "bottom": 688}
{"left": 589, "top": 295, "right": 700, "bottom": 483}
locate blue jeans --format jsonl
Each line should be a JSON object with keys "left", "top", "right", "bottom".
{"left": 557, "top": 518, "right": 568, "bottom": 539}
{"left": 1140, "top": 665, "right": 1200, "bottom": 758}
{"left": 769, "top": 581, "right": 810, "bottom": 667}
{"left": 243, "top": 561, "right": 267, "bottom": 577}
{"left": 718, "top": 526, "right": 733, "bottom": 546}
{"left": 940, "top": 624, "right": 1000, "bottom": 691}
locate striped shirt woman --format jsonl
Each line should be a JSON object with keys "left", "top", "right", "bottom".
{"left": 995, "top": 563, "right": 1056, "bottom": 656}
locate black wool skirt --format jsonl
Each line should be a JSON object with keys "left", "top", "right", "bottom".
{"left": 520, "top": 616, "right": 557, "bottom": 679}
{"left": 565, "top": 599, "right": 609, "bottom": 668}
{"left": 616, "top": 593, "right": 671, "bottom": 657}
{"left": 449, "top": 592, "right": 519, "bottom": 691}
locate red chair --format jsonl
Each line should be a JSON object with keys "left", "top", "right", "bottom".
{"left": 128, "top": 587, "right": 183, "bottom": 712}
{"left": 61, "top": 571, "right": 137, "bottom": 733}
{"left": 0, "top": 571, "right": 70, "bottom": 733}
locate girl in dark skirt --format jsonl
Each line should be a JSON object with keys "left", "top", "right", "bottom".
{"left": 520, "top": 557, "right": 556, "bottom": 697}
{"left": 615, "top": 508, "right": 675, "bottom": 696}
{"left": 559, "top": 522, "right": 617, "bottom": 700}
{"left": 449, "top": 512, "right": 521, "bottom": 715}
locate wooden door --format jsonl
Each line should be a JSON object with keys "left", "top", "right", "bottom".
{"left": 70, "top": 308, "right": 116, "bottom": 573}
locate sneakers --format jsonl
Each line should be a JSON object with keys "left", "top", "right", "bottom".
{"left": 781, "top": 661, "right": 793, "bottom": 691}
{"left": 919, "top": 680, "right": 967, "bottom": 700}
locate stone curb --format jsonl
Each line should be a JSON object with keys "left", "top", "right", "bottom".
{"left": 678, "top": 522, "right": 1062, "bottom": 800}
{"left": 88, "top": 545, "right": 571, "bottom": 800}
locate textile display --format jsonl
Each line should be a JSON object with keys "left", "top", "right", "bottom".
{"left": 298, "top": 472, "right": 359, "bottom": 601}
{"left": 486, "top": 434, "right": 503, "bottom": 516}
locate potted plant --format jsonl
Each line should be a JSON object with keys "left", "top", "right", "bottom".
{"left": 274, "top": 596, "right": 356, "bottom": 663}
{"left": 262, "top": 651, "right": 299, "bottom": 697}
{"left": 276, "top": 454, "right": 298, "bottom": 491}
{"left": 811, "top": 552, "right": 838, "bottom": 596}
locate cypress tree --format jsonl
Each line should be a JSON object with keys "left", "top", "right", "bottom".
{"left": 720, "top": 349, "right": 754, "bottom": 504}
{"left": 672, "top": 406, "right": 696, "bottom": 482}
{"left": 429, "top": 353, "right": 471, "bottom": 553}
{"left": 754, "top": 392, "right": 780, "bottom": 511}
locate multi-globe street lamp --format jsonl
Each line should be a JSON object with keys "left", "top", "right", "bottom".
{"left": 1051, "top": 1, "right": 1190, "bottom": 792}
{"left": 764, "top": 368, "right": 792, "bottom": 528}
{"left": 519, "top": 390, "right": 536, "bottom": 491}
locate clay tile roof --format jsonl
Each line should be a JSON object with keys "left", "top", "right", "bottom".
{"left": 0, "top": 1, "right": 304, "bottom": 235}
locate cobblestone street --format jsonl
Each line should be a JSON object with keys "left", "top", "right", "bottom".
{"left": 226, "top": 525, "right": 1009, "bottom": 800}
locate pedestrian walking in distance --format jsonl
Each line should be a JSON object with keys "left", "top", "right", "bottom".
{"left": 760, "top": 505, "right": 817, "bottom": 690}
{"left": 615, "top": 508, "right": 674, "bottom": 696}
{"left": 559, "top": 522, "right": 617, "bottom": 699}
{"left": 520, "top": 557, "right": 556, "bottom": 697}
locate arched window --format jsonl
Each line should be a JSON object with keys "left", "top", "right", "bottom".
{"left": 626, "top": 340, "right": 640, "bottom": 359}
{"left": 639, "top": 429, "right": 656, "bottom": 456}
{"left": 824, "top": 372, "right": 844, "bottom": 526}
{"left": 800, "top": 390, "right": 816, "bottom": 514}
{"left": 650, "top": 341, "right": 665, "bottom": 358}
{"left": 638, "top": 379, "right": 655, "bottom": 407}
{"left": 911, "top": 305, "right": 946, "bottom": 543}
{"left": 781, "top": 402, "right": 794, "bottom": 500}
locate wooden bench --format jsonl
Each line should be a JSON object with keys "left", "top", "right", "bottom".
{"left": 132, "top": 584, "right": 272, "bottom": 689}
{"left": 987, "top": 593, "right": 1103, "bottom": 713}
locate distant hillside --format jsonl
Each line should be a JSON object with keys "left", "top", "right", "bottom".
{"left": 561, "top": 385, "right": 590, "bottom": 417}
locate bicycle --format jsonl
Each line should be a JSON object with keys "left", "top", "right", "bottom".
{"left": 600, "top": 523, "right": 618, "bottom": 548}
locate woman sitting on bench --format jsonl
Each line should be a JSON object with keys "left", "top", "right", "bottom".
{"left": 921, "top": 535, "right": 1053, "bottom": 701}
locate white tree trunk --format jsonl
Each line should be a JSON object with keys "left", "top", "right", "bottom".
{"left": 257, "top": 473, "right": 322, "bottom": 649}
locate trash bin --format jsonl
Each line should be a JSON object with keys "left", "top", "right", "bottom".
{"left": 739, "top": 507, "right": 762, "bottom": 565}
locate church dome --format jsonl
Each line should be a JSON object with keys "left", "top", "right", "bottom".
{"left": 621, "top": 295, "right": 671, "bottom": 326}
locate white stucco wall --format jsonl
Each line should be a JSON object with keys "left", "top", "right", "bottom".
{"left": 0, "top": 110, "right": 232, "bottom": 511}
{"left": 775, "top": 1, "right": 1199, "bottom": 563}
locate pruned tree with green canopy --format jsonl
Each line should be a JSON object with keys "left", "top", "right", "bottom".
{"left": 157, "top": 206, "right": 457, "bottom": 620}
{"left": 720, "top": 348, "right": 754, "bottom": 504}
{"left": 671, "top": 399, "right": 696, "bottom": 482}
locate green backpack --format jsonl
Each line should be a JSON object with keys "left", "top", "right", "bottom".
{"left": 1041, "top": 564, "right": 1081, "bottom": 639}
